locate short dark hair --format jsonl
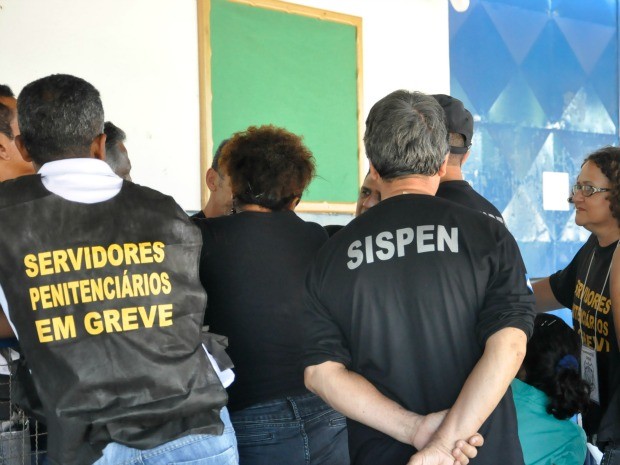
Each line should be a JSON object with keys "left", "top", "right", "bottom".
{"left": 584, "top": 146, "right": 620, "bottom": 227}
{"left": 447, "top": 133, "right": 466, "bottom": 166}
{"left": 104, "top": 121, "right": 126, "bottom": 147}
{"left": 364, "top": 90, "right": 448, "bottom": 180}
{"left": 522, "top": 314, "right": 590, "bottom": 420}
{"left": 0, "top": 102, "right": 14, "bottom": 139}
{"left": 104, "top": 121, "right": 127, "bottom": 173}
{"left": 220, "top": 125, "right": 315, "bottom": 211}
{"left": 0, "top": 85, "right": 14, "bottom": 98}
{"left": 448, "top": 133, "right": 465, "bottom": 149}
{"left": 18, "top": 74, "right": 104, "bottom": 165}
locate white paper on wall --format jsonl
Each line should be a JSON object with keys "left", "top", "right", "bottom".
{"left": 542, "top": 171, "right": 570, "bottom": 211}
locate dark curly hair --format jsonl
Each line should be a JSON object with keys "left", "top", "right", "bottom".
{"left": 219, "top": 125, "right": 315, "bottom": 211}
{"left": 584, "top": 146, "right": 620, "bottom": 226}
{"left": 522, "top": 314, "right": 590, "bottom": 420}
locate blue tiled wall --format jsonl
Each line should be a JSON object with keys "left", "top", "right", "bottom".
{"left": 449, "top": 0, "right": 619, "bottom": 277}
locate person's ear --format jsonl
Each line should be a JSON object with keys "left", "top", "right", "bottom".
{"left": 461, "top": 149, "right": 471, "bottom": 166}
{"left": 0, "top": 135, "right": 10, "bottom": 161}
{"left": 14, "top": 135, "right": 32, "bottom": 162}
{"left": 92, "top": 133, "right": 106, "bottom": 161}
{"left": 206, "top": 168, "right": 218, "bottom": 192}
{"left": 438, "top": 152, "right": 449, "bottom": 177}
{"left": 287, "top": 197, "right": 301, "bottom": 210}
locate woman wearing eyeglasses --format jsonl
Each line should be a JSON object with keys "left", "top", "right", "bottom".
{"left": 533, "top": 146, "right": 620, "bottom": 464}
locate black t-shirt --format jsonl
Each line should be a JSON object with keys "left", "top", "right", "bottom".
{"left": 303, "top": 194, "right": 534, "bottom": 465}
{"left": 190, "top": 210, "right": 206, "bottom": 220}
{"left": 436, "top": 180, "right": 505, "bottom": 224}
{"left": 324, "top": 224, "right": 344, "bottom": 237}
{"left": 196, "top": 210, "right": 328, "bottom": 411}
{"left": 549, "top": 235, "right": 620, "bottom": 443}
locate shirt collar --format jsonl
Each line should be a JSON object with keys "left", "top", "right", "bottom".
{"left": 38, "top": 158, "right": 117, "bottom": 177}
{"left": 38, "top": 158, "right": 123, "bottom": 204}
{"left": 511, "top": 378, "right": 548, "bottom": 409}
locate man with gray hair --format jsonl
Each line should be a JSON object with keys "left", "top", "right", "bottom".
{"left": 303, "top": 90, "right": 534, "bottom": 465}
{"left": 0, "top": 74, "right": 237, "bottom": 465}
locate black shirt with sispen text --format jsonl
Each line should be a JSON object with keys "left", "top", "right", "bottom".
{"left": 303, "top": 194, "right": 535, "bottom": 465}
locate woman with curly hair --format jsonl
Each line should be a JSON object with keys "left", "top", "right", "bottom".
{"left": 534, "top": 146, "right": 620, "bottom": 463}
{"left": 512, "top": 314, "right": 590, "bottom": 464}
{"left": 194, "top": 125, "right": 348, "bottom": 465}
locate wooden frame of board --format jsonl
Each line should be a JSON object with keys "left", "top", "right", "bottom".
{"left": 197, "top": 0, "right": 364, "bottom": 213}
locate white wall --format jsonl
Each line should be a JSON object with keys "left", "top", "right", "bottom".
{"left": 0, "top": 0, "right": 449, "bottom": 211}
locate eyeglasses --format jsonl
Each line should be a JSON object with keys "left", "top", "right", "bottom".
{"left": 572, "top": 183, "right": 611, "bottom": 198}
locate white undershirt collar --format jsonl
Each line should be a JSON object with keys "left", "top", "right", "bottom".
{"left": 39, "top": 158, "right": 123, "bottom": 203}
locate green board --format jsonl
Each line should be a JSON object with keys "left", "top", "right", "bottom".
{"left": 210, "top": 0, "right": 361, "bottom": 205}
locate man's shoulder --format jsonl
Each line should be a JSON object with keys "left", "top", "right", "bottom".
{"left": 190, "top": 210, "right": 206, "bottom": 220}
{"left": 436, "top": 179, "right": 470, "bottom": 192}
{"left": 437, "top": 181, "right": 504, "bottom": 222}
{"left": 0, "top": 175, "right": 47, "bottom": 209}
{"left": 119, "top": 182, "right": 192, "bottom": 228}
{"left": 301, "top": 217, "right": 330, "bottom": 241}
{"left": 123, "top": 181, "right": 175, "bottom": 203}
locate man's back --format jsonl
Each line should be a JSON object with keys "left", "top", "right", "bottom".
{"left": 0, "top": 173, "right": 227, "bottom": 464}
{"left": 304, "top": 194, "right": 532, "bottom": 464}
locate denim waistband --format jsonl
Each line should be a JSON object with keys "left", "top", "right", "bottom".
{"left": 229, "top": 392, "right": 332, "bottom": 422}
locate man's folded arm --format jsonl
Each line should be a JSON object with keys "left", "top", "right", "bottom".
{"left": 304, "top": 360, "right": 483, "bottom": 461}
{"left": 410, "top": 326, "right": 526, "bottom": 463}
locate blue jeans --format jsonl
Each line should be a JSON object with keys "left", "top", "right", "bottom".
{"left": 94, "top": 407, "right": 238, "bottom": 465}
{"left": 230, "top": 392, "right": 349, "bottom": 465}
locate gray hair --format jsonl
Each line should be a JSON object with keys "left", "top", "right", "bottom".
{"left": 18, "top": 74, "right": 104, "bottom": 165}
{"left": 364, "top": 90, "right": 448, "bottom": 179}
{"left": 104, "top": 121, "right": 127, "bottom": 172}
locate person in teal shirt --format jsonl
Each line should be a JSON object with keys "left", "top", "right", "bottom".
{"left": 513, "top": 314, "right": 590, "bottom": 465}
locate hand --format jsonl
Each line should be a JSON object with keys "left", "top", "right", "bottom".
{"left": 406, "top": 442, "right": 459, "bottom": 465}
{"left": 408, "top": 434, "right": 484, "bottom": 465}
{"left": 451, "top": 435, "right": 484, "bottom": 463}
{"left": 411, "top": 411, "right": 484, "bottom": 462}
{"left": 411, "top": 411, "right": 447, "bottom": 449}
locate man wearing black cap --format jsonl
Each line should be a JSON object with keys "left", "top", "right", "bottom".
{"left": 432, "top": 94, "right": 504, "bottom": 224}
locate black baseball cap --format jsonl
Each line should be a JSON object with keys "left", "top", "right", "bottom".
{"left": 432, "top": 94, "right": 473, "bottom": 154}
